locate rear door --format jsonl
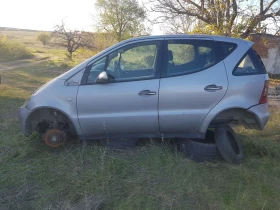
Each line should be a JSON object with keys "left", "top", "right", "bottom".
{"left": 159, "top": 39, "right": 228, "bottom": 138}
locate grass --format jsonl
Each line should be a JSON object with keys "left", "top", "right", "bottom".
{"left": 0, "top": 61, "right": 280, "bottom": 210}
{"left": 0, "top": 35, "right": 33, "bottom": 62}
{"left": 0, "top": 30, "right": 280, "bottom": 209}
{"left": 0, "top": 30, "right": 95, "bottom": 65}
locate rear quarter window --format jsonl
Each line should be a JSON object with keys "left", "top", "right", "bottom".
{"left": 216, "top": 41, "right": 237, "bottom": 61}
{"left": 233, "top": 48, "right": 267, "bottom": 76}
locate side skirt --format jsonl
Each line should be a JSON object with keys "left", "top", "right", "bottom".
{"left": 78, "top": 132, "right": 205, "bottom": 141}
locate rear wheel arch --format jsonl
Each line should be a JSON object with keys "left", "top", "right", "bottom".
{"left": 207, "top": 107, "right": 261, "bottom": 130}
{"left": 26, "top": 107, "right": 77, "bottom": 135}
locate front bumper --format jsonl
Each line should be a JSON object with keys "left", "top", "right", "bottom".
{"left": 18, "top": 106, "right": 32, "bottom": 136}
{"left": 248, "top": 103, "right": 270, "bottom": 129}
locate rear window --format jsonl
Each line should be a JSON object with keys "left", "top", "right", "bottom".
{"left": 216, "top": 42, "right": 237, "bottom": 61}
{"left": 233, "top": 48, "right": 267, "bottom": 76}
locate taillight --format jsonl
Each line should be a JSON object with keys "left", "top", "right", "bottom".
{"left": 259, "top": 80, "right": 269, "bottom": 104}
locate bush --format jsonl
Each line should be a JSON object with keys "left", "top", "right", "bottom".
{"left": 36, "top": 32, "right": 52, "bottom": 45}
{"left": 0, "top": 34, "right": 33, "bottom": 62}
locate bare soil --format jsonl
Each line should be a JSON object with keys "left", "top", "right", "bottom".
{"left": 0, "top": 54, "right": 49, "bottom": 72}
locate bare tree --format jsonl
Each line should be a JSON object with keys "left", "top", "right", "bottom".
{"left": 53, "top": 21, "right": 94, "bottom": 58}
{"left": 150, "top": 0, "right": 280, "bottom": 38}
{"left": 160, "top": 15, "right": 194, "bottom": 34}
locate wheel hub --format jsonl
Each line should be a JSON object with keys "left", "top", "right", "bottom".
{"left": 51, "top": 135, "right": 59, "bottom": 143}
{"left": 43, "top": 129, "right": 66, "bottom": 147}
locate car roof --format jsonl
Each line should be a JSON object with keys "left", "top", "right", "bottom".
{"left": 119, "top": 34, "right": 253, "bottom": 45}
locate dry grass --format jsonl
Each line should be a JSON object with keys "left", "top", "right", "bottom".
{"left": 0, "top": 30, "right": 96, "bottom": 65}
{"left": 0, "top": 30, "right": 280, "bottom": 210}
{"left": 0, "top": 61, "right": 279, "bottom": 210}
{"left": 0, "top": 36, "right": 33, "bottom": 62}
{"left": 268, "top": 74, "right": 280, "bottom": 88}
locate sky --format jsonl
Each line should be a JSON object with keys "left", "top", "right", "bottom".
{"left": 0, "top": 0, "right": 162, "bottom": 34}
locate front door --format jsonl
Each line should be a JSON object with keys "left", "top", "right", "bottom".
{"left": 159, "top": 39, "right": 228, "bottom": 138}
{"left": 77, "top": 40, "right": 162, "bottom": 138}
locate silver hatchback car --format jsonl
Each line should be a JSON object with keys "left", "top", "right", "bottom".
{"left": 19, "top": 35, "right": 269, "bottom": 148}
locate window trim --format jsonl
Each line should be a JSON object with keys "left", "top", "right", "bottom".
{"left": 232, "top": 48, "right": 267, "bottom": 76}
{"left": 81, "top": 56, "right": 108, "bottom": 84}
{"left": 215, "top": 41, "right": 237, "bottom": 61}
{"left": 80, "top": 40, "right": 163, "bottom": 85}
{"left": 161, "top": 39, "right": 218, "bottom": 78}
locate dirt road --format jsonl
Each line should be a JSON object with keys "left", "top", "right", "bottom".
{"left": 0, "top": 59, "right": 34, "bottom": 71}
{"left": 0, "top": 55, "right": 49, "bottom": 72}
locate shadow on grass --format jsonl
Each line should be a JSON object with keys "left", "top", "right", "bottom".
{"left": 1, "top": 126, "right": 280, "bottom": 210}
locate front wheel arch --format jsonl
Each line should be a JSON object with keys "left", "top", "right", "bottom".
{"left": 25, "top": 107, "right": 77, "bottom": 136}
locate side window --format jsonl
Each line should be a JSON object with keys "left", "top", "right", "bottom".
{"left": 106, "top": 42, "right": 159, "bottom": 81}
{"left": 168, "top": 44, "right": 195, "bottom": 66}
{"left": 86, "top": 57, "right": 107, "bottom": 83}
{"left": 216, "top": 42, "right": 237, "bottom": 61}
{"left": 233, "top": 48, "right": 266, "bottom": 76}
{"left": 166, "top": 40, "right": 215, "bottom": 76}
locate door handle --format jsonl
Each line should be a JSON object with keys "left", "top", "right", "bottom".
{"left": 139, "top": 90, "right": 156, "bottom": 96}
{"left": 204, "top": 84, "right": 223, "bottom": 91}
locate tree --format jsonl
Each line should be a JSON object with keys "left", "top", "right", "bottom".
{"left": 160, "top": 15, "right": 194, "bottom": 34}
{"left": 95, "top": 0, "right": 147, "bottom": 41}
{"left": 36, "top": 32, "right": 52, "bottom": 45}
{"left": 53, "top": 21, "right": 94, "bottom": 58}
{"left": 150, "top": 0, "right": 280, "bottom": 38}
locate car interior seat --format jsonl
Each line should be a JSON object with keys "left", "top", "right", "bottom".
{"left": 167, "top": 50, "right": 175, "bottom": 73}
{"left": 197, "top": 53, "right": 208, "bottom": 69}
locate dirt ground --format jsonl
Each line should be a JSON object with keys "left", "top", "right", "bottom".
{"left": 0, "top": 55, "right": 49, "bottom": 72}
{"left": 268, "top": 97, "right": 280, "bottom": 107}
{"left": 0, "top": 59, "right": 33, "bottom": 71}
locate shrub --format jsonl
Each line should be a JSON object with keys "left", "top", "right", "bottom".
{"left": 36, "top": 32, "right": 52, "bottom": 45}
{"left": 0, "top": 34, "right": 33, "bottom": 62}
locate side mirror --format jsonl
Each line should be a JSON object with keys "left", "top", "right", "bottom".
{"left": 95, "top": 71, "right": 109, "bottom": 84}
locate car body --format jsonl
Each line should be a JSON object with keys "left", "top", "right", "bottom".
{"left": 19, "top": 35, "right": 270, "bottom": 145}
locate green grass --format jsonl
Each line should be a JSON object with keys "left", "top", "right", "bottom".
{"left": 0, "top": 60, "right": 280, "bottom": 209}
{"left": 0, "top": 36, "right": 33, "bottom": 62}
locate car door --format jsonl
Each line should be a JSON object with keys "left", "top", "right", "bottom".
{"left": 159, "top": 39, "right": 228, "bottom": 138}
{"left": 77, "top": 40, "right": 163, "bottom": 138}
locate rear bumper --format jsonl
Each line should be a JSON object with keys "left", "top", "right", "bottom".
{"left": 247, "top": 103, "right": 270, "bottom": 129}
{"left": 18, "top": 106, "right": 32, "bottom": 136}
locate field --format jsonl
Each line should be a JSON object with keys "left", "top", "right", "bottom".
{"left": 0, "top": 30, "right": 280, "bottom": 210}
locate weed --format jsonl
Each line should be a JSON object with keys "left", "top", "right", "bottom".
{"left": 0, "top": 34, "right": 33, "bottom": 62}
